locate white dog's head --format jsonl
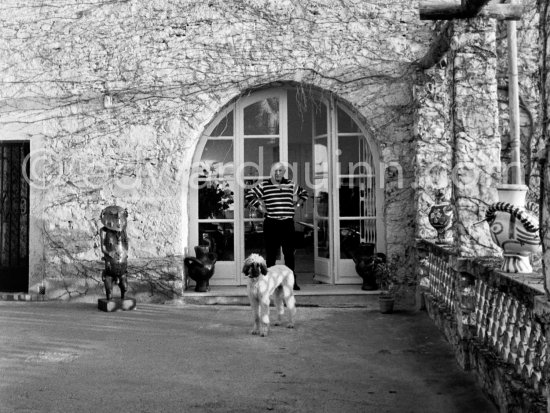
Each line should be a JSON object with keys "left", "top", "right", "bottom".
{"left": 242, "top": 254, "right": 268, "bottom": 279}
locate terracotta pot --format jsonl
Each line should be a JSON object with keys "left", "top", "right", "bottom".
{"left": 378, "top": 295, "right": 395, "bottom": 314}
{"left": 486, "top": 185, "right": 541, "bottom": 273}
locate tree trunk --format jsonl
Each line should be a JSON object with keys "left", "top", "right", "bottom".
{"left": 417, "top": 22, "right": 453, "bottom": 70}
{"left": 539, "top": 0, "right": 550, "bottom": 296}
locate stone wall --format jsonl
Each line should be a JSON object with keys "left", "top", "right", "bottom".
{"left": 0, "top": 0, "right": 433, "bottom": 299}
{"left": 413, "top": 1, "right": 543, "bottom": 260}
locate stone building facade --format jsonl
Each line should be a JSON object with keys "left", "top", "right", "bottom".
{"left": 0, "top": 0, "right": 538, "bottom": 301}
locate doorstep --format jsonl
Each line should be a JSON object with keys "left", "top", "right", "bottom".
{"left": 0, "top": 292, "right": 47, "bottom": 302}
{"left": 182, "top": 284, "right": 381, "bottom": 308}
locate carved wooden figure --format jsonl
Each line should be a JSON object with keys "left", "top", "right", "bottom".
{"left": 99, "top": 206, "right": 129, "bottom": 300}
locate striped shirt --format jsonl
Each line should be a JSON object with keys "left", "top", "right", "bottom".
{"left": 246, "top": 178, "right": 308, "bottom": 219}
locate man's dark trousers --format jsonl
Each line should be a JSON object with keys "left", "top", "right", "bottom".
{"left": 264, "top": 217, "right": 295, "bottom": 271}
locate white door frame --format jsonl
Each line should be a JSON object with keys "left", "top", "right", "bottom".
{"left": 312, "top": 96, "right": 333, "bottom": 284}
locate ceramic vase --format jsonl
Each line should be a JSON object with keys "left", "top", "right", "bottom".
{"left": 428, "top": 193, "right": 453, "bottom": 244}
{"left": 184, "top": 246, "right": 217, "bottom": 292}
{"left": 351, "top": 243, "right": 379, "bottom": 291}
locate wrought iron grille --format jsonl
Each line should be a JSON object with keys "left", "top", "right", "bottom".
{"left": 0, "top": 141, "right": 30, "bottom": 292}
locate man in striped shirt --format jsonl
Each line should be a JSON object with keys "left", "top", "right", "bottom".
{"left": 245, "top": 162, "right": 309, "bottom": 290}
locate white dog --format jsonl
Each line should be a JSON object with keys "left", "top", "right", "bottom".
{"left": 242, "top": 254, "right": 297, "bottom": 337}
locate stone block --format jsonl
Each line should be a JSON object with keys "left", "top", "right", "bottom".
{"left": 98, "top": 298, "right": 137, "bottom": 312}
{"left": 415, "top": 287, "right": 426, "bottom": 311}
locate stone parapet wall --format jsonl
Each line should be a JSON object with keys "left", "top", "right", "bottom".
{"left": 424, "top": 297, "right": 546, "bottom": 412}
{"left": 418, "top": 240, "right": 548, "bottom": 413}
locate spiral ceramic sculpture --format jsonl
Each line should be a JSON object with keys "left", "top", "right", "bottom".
{"left": 486, "top": 201, "right": 540, "bottom": 273}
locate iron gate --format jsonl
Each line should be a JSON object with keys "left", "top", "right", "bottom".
{"left": 0, "top": 141, "right": 30, "bottom": 292}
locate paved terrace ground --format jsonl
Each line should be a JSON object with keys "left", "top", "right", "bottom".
{"left": 0, "top": 301, "right": 497, "bottom": 413}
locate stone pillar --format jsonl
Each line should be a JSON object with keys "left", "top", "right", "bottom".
{"left": 451, "top": 18, "right": 501, "bottom": 258}
{"left": 413, "top": 65, "right": 453, "bottom": 241}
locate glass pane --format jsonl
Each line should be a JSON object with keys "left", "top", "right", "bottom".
{"left": 339, "top": 180, "right": 360, "bottom": 217}
{"left": 199, "top": 140, "right": 234, "bottom": 175}
{"left": 209, "top": 111, "right": 234, "bottom": 137}
{"left": 244, "top": 98, "right": 279, "bottom": 135}
{"left": 338, "top": 135, "right": 375, "bottom": 176}
{"left": 340, "top": 219, "right": 376, "bottom": 259}
{"left": 338, "top": 177, "right": 376, "bottom": 217}
{"left": 315, "top": 188, "right": 329, "bottom": 218}
{"left": 198, "top": 179, "right": 235, "bottom": 219}
{"left": 198, "top": 223, "right": 234, "bottom": 261}
{"left": 244, "top": 138, "right": 279, "bottom": 176}
{"left": 197, "top": 139, "right": 235, "bottom": 219}
{"left": 314, "top": 138, "right": 329, "bottom": 218}
{"left": 244, "top": 220, "right": 264, "bottom": 256}
{"left": 314, "top": 138, "right": 328, "bottom": 176}
{"left": 316, "top": 219, "right": 330, "bottom": 258}
{"left": 337, "top": 107, "right": 359, "bottom": 133}
{"left": 313, "top": 102, "right": 327, "bottom": 136}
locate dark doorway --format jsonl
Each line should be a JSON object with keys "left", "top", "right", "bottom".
{"left": 0, "top": 141, "right": 30, "bottom": 292}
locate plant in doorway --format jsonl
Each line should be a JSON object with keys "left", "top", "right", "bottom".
{"left": 376, "top": 254, "right": 400, "bottom": 314}
{"left": 197, "top": 162, "right": 234, "bottom": 219}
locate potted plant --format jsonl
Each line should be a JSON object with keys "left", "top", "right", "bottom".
{"left": 375, "top": 254, "right": 400, "bottom": 314}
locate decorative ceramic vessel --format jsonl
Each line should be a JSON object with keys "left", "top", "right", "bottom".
{"left": 486, "top": 185, "right": 541, "bottom": 273}
{"left": 428, "top": 191, "right": 453, "bottom": 244}
{"left": 184, "top": 246, "right": 217, "bottom": 292}
{"left": 351, "top": 243, "right": 378, "bottom": 291}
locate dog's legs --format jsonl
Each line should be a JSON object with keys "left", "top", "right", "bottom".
{"left": 259, "top": 297, "right": 271, "bottom": 337}
{"left": 273, "top": 286, "right": 285, "bottom": 326}
{"left": 250, "top": 297, "right": 261, "bottom": 335}
{"left": 282, "top": 285, "right": 296, "bottom": 328}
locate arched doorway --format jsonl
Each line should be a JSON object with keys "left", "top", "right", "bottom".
{"left": 189, "top": 87, "right": 384, "bottom": 286}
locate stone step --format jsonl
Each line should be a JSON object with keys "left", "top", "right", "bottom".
{"left": 0, "top": 293, "right": 47, "bottom": 302}
{"left": 182, "top": 284, "right": 381, "bottom": 309}
{"left": 0, "top": 286, "right": 383, "bottom": 309}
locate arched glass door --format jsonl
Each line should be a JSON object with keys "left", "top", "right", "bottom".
{"left": 334, "top": 105, "right": 379, "bottom": 283}
{"left": 190, "top": 88, "right": 382, "bottom": 286}
{"left": 190, "top": 90, "right": 287, "bottom": 286}
{"left": 190, "top": 104, "right": 238, "bottom": 285}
